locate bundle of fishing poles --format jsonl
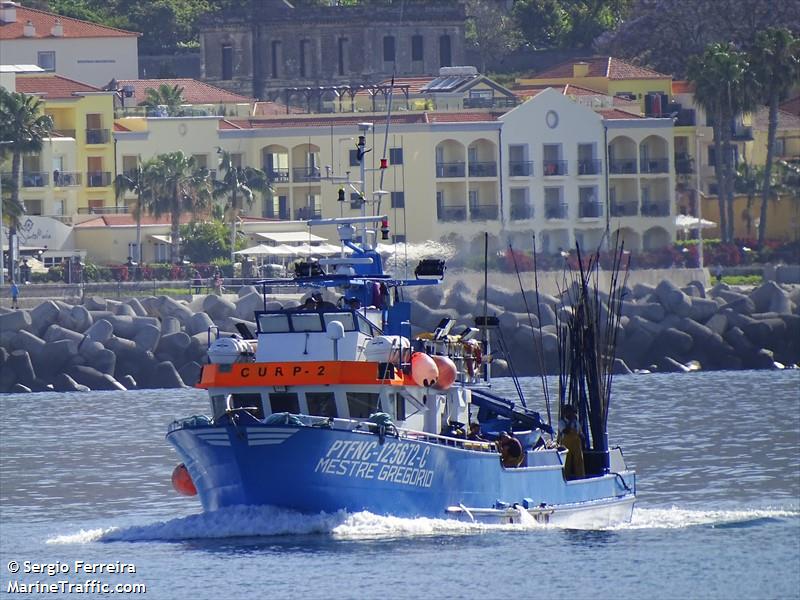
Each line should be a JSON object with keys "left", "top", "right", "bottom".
{"left": 507, "top": 235, "right": 630, "bottom": 472}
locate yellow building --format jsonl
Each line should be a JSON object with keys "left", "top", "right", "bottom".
{"left": 0, "top": 72, "right": 117, "bottom": 218}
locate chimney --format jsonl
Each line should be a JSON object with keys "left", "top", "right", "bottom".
{"left": 23, "top": 19, "right": 35, "bottom": 37}
{"left": 0, "top": 1, "right": 18, "bottom": 24}
{"left": 51, "top": 18, "right": 63, "bottom": 37}
{"left": 573, "top": 62, "right": 589, "bottom": 78}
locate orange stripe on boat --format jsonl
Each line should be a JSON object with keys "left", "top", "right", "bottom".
{"left": 197, "top": 361, "right": 413, "bottom": 389}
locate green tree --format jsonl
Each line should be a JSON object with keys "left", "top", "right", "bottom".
{"left": 0, "top": 88, "right": 53, "bottom": 280}
{"left": 513, "top": 0, "right": 631, "bottom": 50}
{"left": 149, "top": 151, "right": 213, "bottom": 263}
{"left": 688, "top": 43, "right": 757, "bottom": 242}
{"left": 115, "top": 158, "right": 160, "bottom": 264}
{"left": 749, "top": 28, "right": 800, "bottom": 247}
{"left": 465, "top": 0, "right": 522, "bottom": 72}
{"left": 140, "top": 83, "right": 186, "bottom": 116}
{"left": 213, "top": 149, "right": 270, "bottom": 262}
{"left": 180, "top": 219, "right": 231, "bottom": 263}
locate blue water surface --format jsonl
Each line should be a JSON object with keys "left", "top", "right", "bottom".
{"left": 1, "top": 370, "right": 798, "bottom": 599}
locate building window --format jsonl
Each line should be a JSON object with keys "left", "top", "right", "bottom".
{"left": 349, "top": 149, "right": 359, "bottom": 166}
{"left": 221, "top": 44, "right": 233, "bottom": 80}
{"left": 128, "top": 242, "right": 140, "bottom": 261}
{"left": 121, "top": 155, "right": 138, "bottom": 175}
{"left": 299, "top": 40, "right": 309, "bottom": 78}
{"left": 271, "top": 41, "right": 281, "bottom": 79}
{"left": 37, "top": 51, "right": 55, "bottom": 71}
{"left": 350, "top": 192, "right": 362, "bottom": 209}
{"left": 389, "top": 147, "right": 403, "bottom": 165}
{"left": 439, "top": 35, "right": 452, "bottom": 67}
{"left": 154, "top": 243, "right": 170, "bottom": 262}
{"left": 230, "top": 153, "right": 243, "bottom": 168}
{"left": 390, "top": 191, "right": 404, "bottom": 208}
{"left": 338, "top": 37, "right": 348, "bottom": 76}
{"left": 383, "top": 36, "right": 396, "bottom": 62}
{"left": 411, "top": 35, "right": 424, "bottom": 62}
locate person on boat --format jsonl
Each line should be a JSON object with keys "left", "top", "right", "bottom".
{"left": 496, "top": 431, "right": 524, "bottom": 468}
{"left": 301, "top": 296, "right": 318, "bottom": 311}
{"left": 312, "top": 291, "right": 337, "bottom": 310}
{"left": 467, "top": 422, "right": 487, "bottom": 441}
{"left": 558, "top": 405, "right": 585, "bottom": 480}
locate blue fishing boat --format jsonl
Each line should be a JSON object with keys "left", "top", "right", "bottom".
{"left": 167, "top": 129, "right": 636, "bottom": 525}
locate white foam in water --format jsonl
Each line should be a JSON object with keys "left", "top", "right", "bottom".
{"left": 46, "top": 505, "right": 798, "bottom": 545}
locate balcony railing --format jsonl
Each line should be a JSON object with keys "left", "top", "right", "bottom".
{"left": 86, "top": 128, "right": 110, "bottom": 144}
{"left": 468, "top": 161, "right": 497, "bottom": 177}
{"left": 577, "top": 159, "right": 602, "bottom": 175}
{"left": 436, "top": 162, "right": 466, "bottom": 178}
{"left": 437, "top": 205, "right": 467, "bottom": 222}
{"left": 542, "top": 160, "right": 567, "bottom": 176}
{"left": 640, "top": 158, "right": 670, "bottom": 174}
{"left": 579, "top": 202, "right": 604, "bottom": 218}
{"left": 641, "top": 202, "right": 670, "bottom": 217}
{"left": 675, "top": 157, "right": 694, "bottom": 174}
{"left": 295, "top": 206, "right": 322, "bottom": 220}
{"left": 732, "top": 125, "right": 753, "bottom": 141}
{"left": 610, "top": 202, "right": 639, "bottom": 217}
{"left": 545, "top": 202, "right": 568, "bottom": 219}
{"left": 265, "top": 168, "right": 290, "bottom": 183}
{"left": 22, "top": 172, "right": 49, "bottom": 187}
{"left": 86, "top": 171, "right": 112, "bottom": 187}
{"left": 77, "top": 205, "right": 129, "bottom": 215}
{"left": 463, "top": 96, "right": 518, "bottom": 109}
{"left": 609, "top": 158, "right": 637, "bottom": 174}
{"left": 510, "top": 203, "right": 533, "bottom": 220}
{"left": 54, "top": 171, "right": 82, "bottom": 186}
{"left": 469, "top": 204, "right": 499, "bottom": 221}
{"left": 52, "top": 129, "right": 76, "bottom": 139}
{"left": 508, "top": 161, "right": 533, "bottom": 177}
{"left": 292, "top": 167, "right": 321, "bottom": 182}
{"left": 264, "top": 209, "right": 291, "bottom": 220}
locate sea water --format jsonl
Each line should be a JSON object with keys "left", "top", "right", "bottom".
{"left": 0, "top": 371, "right": 798, "bottom": 599}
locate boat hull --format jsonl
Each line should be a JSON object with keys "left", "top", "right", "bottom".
{"left": 167, "top": 422, "right": 635, "bottom": 523}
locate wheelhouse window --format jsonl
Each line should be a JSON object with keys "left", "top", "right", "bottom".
{"left": 347, "top": 392, "right": 380, "bottom": 419}
{"left": 211, "top": 394, "right": 228, "bottom": 419}
{"left": 394, "top": 393, "right": 406, "bottom": 421}
{"left": 323, "top": 312, "right": 355, "bottom": 331}
{"left": 230, "top": 393, "right": 264, "bottom": 419}
{"left": 258, "top": 313, "right": 291, "bottom": 333}
{"left": 268, "top": 392, "right": 300, "bottom": 414}
{"left": 306, "top": 392, "right": 338, "bottom": 418}
{"left": 292, "top": 313, "right": 324, "bottom": 332}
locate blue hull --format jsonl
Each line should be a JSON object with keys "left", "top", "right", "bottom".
{"left": 167, "top": 422, "right": 635, "bottom": 520}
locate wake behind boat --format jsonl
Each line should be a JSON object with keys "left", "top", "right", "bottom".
{"left": 166, "top": 128, "right": 636, "bottom": 526}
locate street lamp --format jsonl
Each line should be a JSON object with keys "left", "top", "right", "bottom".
{"left": 695, "top": 132, "right": 705, "bottom": 269}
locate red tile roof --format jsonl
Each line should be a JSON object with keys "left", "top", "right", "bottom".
{"left": 15, "top": 73, "right": 101, "bottom": 99}
{"left": 753, "top": 106, "right": 800, "bottom": 130}
{"left": 0, "top": 4, "right": 138, "bottom": 39}
{"left": 117, "top": 79, "right": 253, "bottom": 105}
{"left": 529, "top": 56, "right": 670, "bottom": 81}
{"left": 564, "top": 83, "right": 606, "bottom": 95}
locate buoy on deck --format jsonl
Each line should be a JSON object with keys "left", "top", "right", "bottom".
{"left": 410, "top": 352, "right": 439, "bottom": 388}
{"left": 171, "top": 463, "right": 197, "bottom": 496}
{"left": 431, "top": 355, "right": 457, "bottom": 390}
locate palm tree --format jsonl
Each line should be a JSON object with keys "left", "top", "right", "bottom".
{"left": 688, "top": 43, "right": 757, "bottom": 242}
{"left": 140, "top": 83, "right": 185, "bottom": 116}
{"left": 735, "top": 162, "right": 766, "bottom": 238}
{"left": 149, "top": 152, "right": 212, "bottom": 264}
{"left": 0, "top": 88, "right": 53, "bottom": 279}
{"left": 213, "top": 149, "right": 270, "bottom": 262}
{"left": 115, "top": 158, "right": 159, "bottom": 264}
{"left": 749, "top": 28, "right": 800, "bottom": 247}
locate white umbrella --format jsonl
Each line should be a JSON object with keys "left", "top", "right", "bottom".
{"left": 235, "top": 244, "right": 282, "bottom": 256}
{"left": 675, "top": 214, "right": 716, "bottom": 230}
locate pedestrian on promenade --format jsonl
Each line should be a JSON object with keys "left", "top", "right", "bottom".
{"left": 10, "top": 280, "right": 20, "bottom": 309}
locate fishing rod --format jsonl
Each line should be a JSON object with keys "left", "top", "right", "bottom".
{"left": 531, "top": 235, "right": 553, "bottom": 432}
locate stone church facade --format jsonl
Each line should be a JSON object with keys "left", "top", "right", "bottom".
{"left": 200, "top": 0, "right": 466, "bottom": 99}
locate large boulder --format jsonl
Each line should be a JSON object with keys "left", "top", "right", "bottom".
{"left": 52, "top": 373, "right": 90, "bottom": 393}
{"left": 43, "top": 324, "right": 84, "bottom": 347}
{"left": 237, "top": 285, "right": 259, "bottom": 298}
{"left": 620, "top": 300, "right": 666, "bottom": 322}
{"left": 59, "top": 305, "right": 92, "bottom": 332}
{"left": 125, "top": 297, "right": 148, "bottom": 317}
{"left": 186, "top": 312, "right": 216, "bottom": 336}
{"left": 632, "top": 283, "right": 656, "bottom": 300}
{"left": 202, "top": 294, "right": 236, "bottom": 321}
{"left": 84, "top": 319, "right": 114, "bottom": 344}
{"left": 161, "top": 316, "right": 182, "bottom": 335}
{"left": 414, "top": 284, "right": 444, "bottom": 309}
{"left": 0, "top": 309, "right": 32, "bottom": 333}
{"left": 705, "top": 313, "right": 728, "bottom": 336}
{"left": 235, "top": 291, "right": 264, "bottom": 320}
{"left": 749, "top": 281, "right": 793, "bottom": 314}
{"left": 152, "top": 361, "right": 186, "bottom": 389}
{"left": 688, "top": 298, "right": 718, "bottom": 322}
{"left": 83, "top": 297, "right": 107, "bottom": 311}
{"left": 133, "top": 324, "right": 162, "bottom": 352}
{"left": 11, "top": 330, "right": 46, "bottom": 364}
{"left": 29, "top": 300, "right": 61, "bottom": 337}
{"left": 654, "top": 280, "right": 692, "bottom": 317}
{"left": 37, "top": 339, "right": 76, "bottom": 379}
{"left": 67, "top": 365, "right": 126, "bottom": 391}
{"left": 7, "top": 350, "right": 36, "bottom": 387}
{"left": 654, "top": 327, "right": 694, "bottom": 356}
{"left": 177, "top": 361, "right": 203, "bottom": 387}
{"left": 156, "top": 296, "right": 193, "bottom": 323}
